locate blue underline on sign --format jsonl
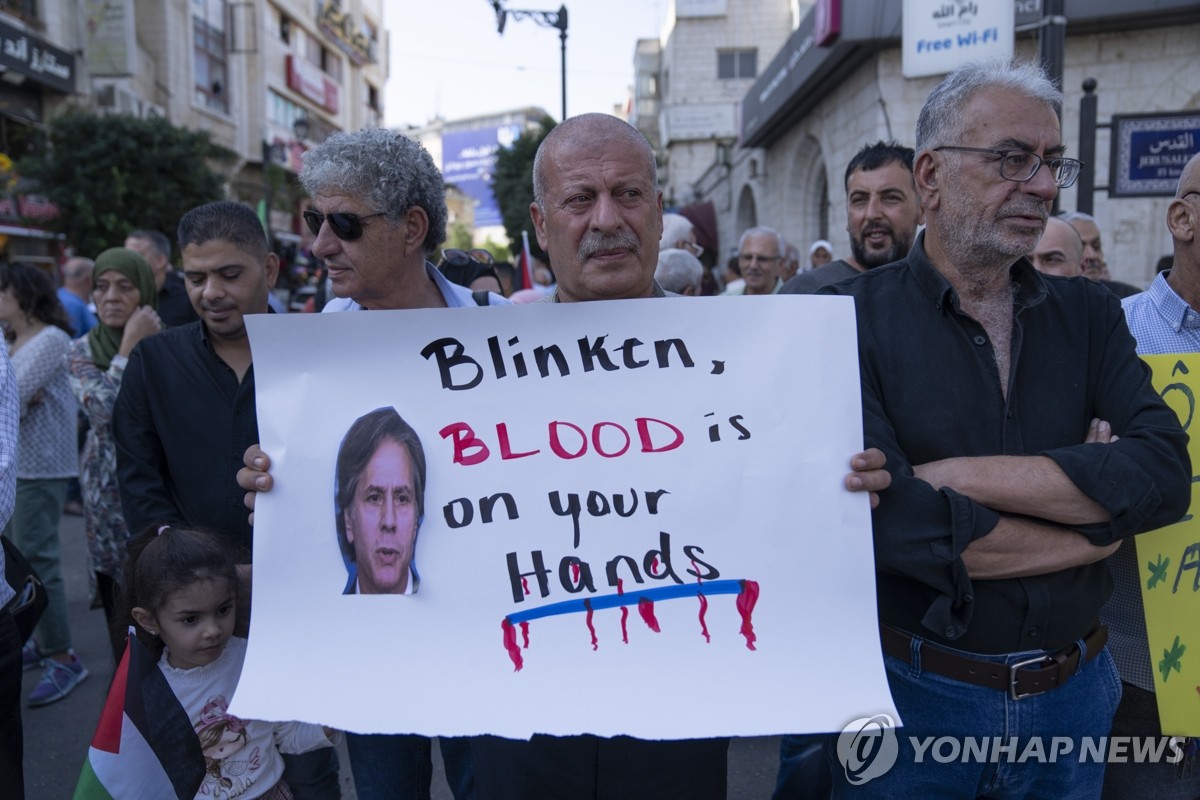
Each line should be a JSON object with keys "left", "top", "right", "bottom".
{"left": 504, "top": 579, "right": 747, "bottom": 624}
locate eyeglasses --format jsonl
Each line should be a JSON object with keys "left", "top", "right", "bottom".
{"left": 302, "top": 210, "right": 387, "bottom": 241}
{"left": 441, "top": 248, "right": 495, "bottom": 267}
{"left": 1182, "top": 191, "right": 1200, "bottom": 201}
{"left": 738, "top": 253, "right": 781, "bottom": 265}
{"left": 677, "top": 240, "right": 705, "bottom": 259}
{"left": 933, "top": 146, "right": 1083, "bottom": 189}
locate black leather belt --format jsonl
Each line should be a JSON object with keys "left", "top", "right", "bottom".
{"left": 881, "top": 624, "right": 1108, "bottom": 700}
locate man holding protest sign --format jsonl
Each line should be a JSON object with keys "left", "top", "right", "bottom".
{"left": 823, "top": 60, "right": 1191, "bottom": 797}
{"left": 465, "top": 113, "right": 891, "bottom": 799}
{"left": 244, "top": 127, "right": 494, "bottom": 800}
{"left": 1100, "top": 151, "right": 1200, "bottom": 799}
{"left": 240, "top": 117, "right": 891, "bottom": 800}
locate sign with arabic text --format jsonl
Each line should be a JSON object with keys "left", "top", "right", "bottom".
{"left": 1110, "top": 113, "right": 1200, "bottom": 197}
{"left": 230, "top": 297, "right": 898, "bottom": 738}
{"left": 902, "top": 0, "right": 1013, "bottom": 79}
{"left": 0, "top": 18, "right": 75, "bottom": 93}
{"left": 1136, "top": 353, "right": 1200, "bottom": 736}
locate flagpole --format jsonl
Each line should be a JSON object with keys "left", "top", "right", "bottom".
{"left": 520, "top": 230, "right": 535, "bottom": 290}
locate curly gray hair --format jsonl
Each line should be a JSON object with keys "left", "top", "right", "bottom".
{"left": 300, "top": 128, "right": 447, "bottom": 253}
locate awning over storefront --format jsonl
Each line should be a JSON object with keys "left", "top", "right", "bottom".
{"left": 741, "top": 0, "right": 1200, "bottom": 149}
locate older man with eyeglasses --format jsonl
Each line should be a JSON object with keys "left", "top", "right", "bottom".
{"left": 722, "top": 226, "right": 785, "bottom": 295}
{"left": 819, "top": 60, "right": 1190, "bottom": 798}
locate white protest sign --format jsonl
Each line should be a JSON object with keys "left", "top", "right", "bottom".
{"left": 230, "top": 296, "right": 898, "bottom": 739}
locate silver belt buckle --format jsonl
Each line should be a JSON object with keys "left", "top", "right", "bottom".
{"left": 1009, "top": 654, "right": 1052, "bottom": 700}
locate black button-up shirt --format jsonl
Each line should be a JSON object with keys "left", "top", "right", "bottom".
{"left": 114, "top": 321, "right": 257, "bottom": 558}
{"left": 824, "top": 232, "right": 1190, "bottom": 654}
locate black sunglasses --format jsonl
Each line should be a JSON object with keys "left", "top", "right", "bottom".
{"left": 303, "top": 209, "right": 387, "bottom": 241}
{"left": 441, "top": 248, "right": 495, "bottom": 267}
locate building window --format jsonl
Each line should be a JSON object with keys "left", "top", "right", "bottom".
{"left": 717, "top": 49, "right": 757, "bottom": 80}
{"left": 0, "top": 0, "right": 38, "bottom": 25}
{"left": 361, "top": 16, "right": 379, "bottom": 59}
{"left": 268, "top": 90, "right": 310, "bottom": 134}
{"left": 321, "top": 48, "right": 342, "bottom": 82}
{"left": 193, "top": 0, "right": 229, "bottom": 113}
{"left": 299, "top": 29, "right": 341, "bottom": 82}
{"left": 280, "top": 11, "right": 291, "bottom": 44}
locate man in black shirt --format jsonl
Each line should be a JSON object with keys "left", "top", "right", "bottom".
{"left": 782, "top": 141, "right": 923, "bottom": 295}
{"left": 125, "top": 228, "right": 200, "bottom": 327}
{"left": 114, "top": 202, "right": 340, "bottom": 798}
{"left": 823, "top": 62, "right": 1190, "bottom": 798}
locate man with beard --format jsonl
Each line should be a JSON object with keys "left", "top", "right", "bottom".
{"left": 781, "top": 142, "right": 923, "bottom": 294}
{"left": 822, "top": 61, "right": 1189, "bottom": 797}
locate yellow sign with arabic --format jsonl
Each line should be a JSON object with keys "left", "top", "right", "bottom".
{"left": 1138, "top": 353, "right": 1200, "bottom": 736}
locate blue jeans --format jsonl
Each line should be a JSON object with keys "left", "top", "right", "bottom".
{"left": 346, "top": 733, "right": 474, "bottom": 800}
{"left": 827, "top": 638, "right": 1122, "bottom": 799}
{"left": 774, "top": 733, "right": 831, "bottom": 799}
{"left": 6, "top": 479, "right": 69, "bottom": 654}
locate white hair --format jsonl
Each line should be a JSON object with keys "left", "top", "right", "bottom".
{"left": 660, "top": 213, "right": 694, "bottom": 250}
{"left": 654, "top": 248, "right": 703, "bottom": 294}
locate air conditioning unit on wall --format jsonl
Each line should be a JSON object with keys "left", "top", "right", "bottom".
{"left": 95, "top": 84, "right": 142, "bottom": 116}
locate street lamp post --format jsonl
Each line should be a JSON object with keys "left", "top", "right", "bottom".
{"left": 490, "top": 1, "right": 568, "bottom": 121}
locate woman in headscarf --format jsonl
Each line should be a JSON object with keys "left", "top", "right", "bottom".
{"left": 66, "top": 247, "right": 161, "bottom": 658}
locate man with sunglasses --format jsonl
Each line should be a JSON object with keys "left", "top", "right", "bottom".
{"left": 248, "top": 127, "right": 499, "bottom": 800}
{"left": 820, "top": 61, "right": 1189, "bottom": 798}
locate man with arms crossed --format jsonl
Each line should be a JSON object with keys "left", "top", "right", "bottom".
{"left": 823, "top": 61, "right": 1189, "bottom": 798}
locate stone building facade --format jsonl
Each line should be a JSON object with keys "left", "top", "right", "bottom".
{"left": 685, "top": 1, "right": 1199, "bottom": 287}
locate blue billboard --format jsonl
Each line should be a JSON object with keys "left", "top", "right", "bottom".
{"left": 442, "top": 124, "right": 522, "bottom": 228}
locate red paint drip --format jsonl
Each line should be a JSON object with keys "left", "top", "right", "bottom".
{"left": 520, "top": 621, "right": 530, "bottom": 649}
{"left": 618, "top": 579, "right": 629, "bottom": 643}
{"left": 691, "top": 559, "right": 702, "bottom": 584}
{"left": 638, "top": 596, "right": 661, "bottom": 632}
{"left": 650, "top": 556, "right": 660, "bottom": 576}
{"left": 521, "top": 576, "right": 530, "bottom": 596}
{"left": 584, "top": 599, "right": 598, "bottom": 650}
{"left": 572, "top": 562, "right": 581, "bottom": 584}
{"left": 737, "top": 580, "right": 760, "bottom": 651}
{"left": 698, "top": 592, "right": 711, "bottom": 643}
{"left": 502, "top": 619, "right": 524, "bottom": 671}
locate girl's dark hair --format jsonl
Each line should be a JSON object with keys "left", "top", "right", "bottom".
{"left": 116, "top": 525, "right": 239, "bottom": 655}
{"left": 0, "top": 261, "right": 74, "bottom": 340}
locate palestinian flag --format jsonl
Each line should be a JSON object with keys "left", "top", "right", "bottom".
{"left": 73, "top": 630, "right": 205, "bottom": 799}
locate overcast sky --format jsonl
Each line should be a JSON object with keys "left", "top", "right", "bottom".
{"left": 383, "top": 0, "right": 669, "bottom": 128}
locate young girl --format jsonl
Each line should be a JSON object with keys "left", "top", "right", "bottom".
{"left": 123, "top": 526, "right": 337, "bottom": 799}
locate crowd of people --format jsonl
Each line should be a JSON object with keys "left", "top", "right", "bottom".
{"left": 0, "top": 56, "right": 1198, "bottom": 800}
